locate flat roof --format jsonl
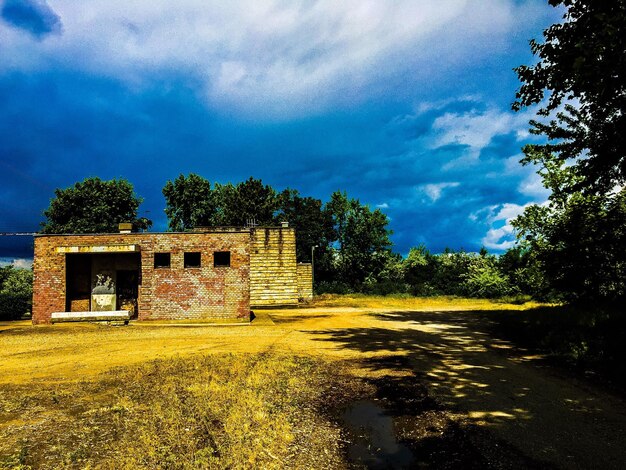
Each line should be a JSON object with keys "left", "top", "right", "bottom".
{"left": 34, "top": 229, "right": 253, "bottom": 237}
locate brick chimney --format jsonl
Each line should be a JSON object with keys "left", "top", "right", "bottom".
{"left": 119, "top": 222, "right": 133, "bottom": 234}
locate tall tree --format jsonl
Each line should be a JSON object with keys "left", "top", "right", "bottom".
{"left": 163, "top": 174, "right": 216, "bottom": 231}
{"left": 217, "top": 177, "right": 278, "bottom": 226}
{"left": 512, "top": 189, "right": 626, "bottom": 302}
{"left": 512, "top": 1, "right": 626, "bottom": 302}
{"left": 41, "top": 177, "right": 151, "bottom": 234}
{"left": 0, "top": 265, "right": 32, "bottom": 320}
{"left": 513, "top": 0, "right": 626, "bottom": 193}
{"left": 326, "top": 191, "right": 392, "bottom": 287}
{"left": 276, "top": 189, "right": 334, "bottom": 262}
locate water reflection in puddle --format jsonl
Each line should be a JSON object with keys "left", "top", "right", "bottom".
{"left": 342, "top": 400, "right": 415, "bottom": 469}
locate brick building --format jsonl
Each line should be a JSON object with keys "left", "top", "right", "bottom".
{"left": 32, "top": 226, "right": 311, "bottom": 324}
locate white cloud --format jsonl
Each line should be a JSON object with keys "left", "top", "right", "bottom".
{"left": 0, "top": 0, "right": 549, "bottom": 118}
{"left": 376, "top": 202, "right": 389, "bottom": 209}
{"left": 418, "top": 182, "right": 460, "bottom": 202}
{"left": 428, "top": 107, "right": 535, "bottom": 168}
{"left": 478, "top": 202, "right": 529, "bottom": 250}
{"left": 0, "top": 258, "right": 33, "bottom": 268}
{"left": 518, "top": 171, "right": 551, "bottom": 201}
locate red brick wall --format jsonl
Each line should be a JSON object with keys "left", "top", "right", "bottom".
{"left": 32, "top": 232, "right": 251, "bottom": 324}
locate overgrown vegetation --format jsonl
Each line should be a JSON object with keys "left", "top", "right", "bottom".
{"left": 511, "top": 0, "right": 626, "bottom": 304}
{"left": 0, "top": 266, "right": 32, "bottom": 321}
{"left": 0, "top": 353, "right": 355, "bottom": 469}
{"left": 161, "top": 174, "right": 548, "bottom": 300}
{"left": 483, "top": 303, "right": 626, "bottom": 392}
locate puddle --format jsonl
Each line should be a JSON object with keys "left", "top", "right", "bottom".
{"left": 342, "top": 400, "right": 415, "bottom": 469}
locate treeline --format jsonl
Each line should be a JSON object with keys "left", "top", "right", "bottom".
{"left": 161, "top": 175, "right": 393, "bottom": 291}
{"left": 39, "top": 174, "right": 622, "bottom": 304}
{"left": 0, "top": 265, "right": 32, "bottom": 320}
{"left": 161, "top": 174, "right": 547, "bottom": 299}
{"left": 41, "top": 175, "right": 544, "bottom": 299}
{"left": 361, "top": 246, "right": 542, "bottom": 299}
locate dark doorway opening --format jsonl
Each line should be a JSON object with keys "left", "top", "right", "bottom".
{"left": 65, "top": 252, "right": 141, "bottom": 315}
{"left": 66, "top": 254, "right": 91, "bottom": 311}
{"left": 116, "top": 269, "right": 139, "bottom": 319}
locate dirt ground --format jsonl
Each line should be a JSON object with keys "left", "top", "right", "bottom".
{"left": 2, "top": 303, "right": 626, "bottom": 469}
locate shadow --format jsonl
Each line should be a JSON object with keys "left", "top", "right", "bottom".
{"left": 308, "top": 309, "right": 626, "bottom": 469}
{"left": 269, "top": 314, "right": 331, "bottom": 324}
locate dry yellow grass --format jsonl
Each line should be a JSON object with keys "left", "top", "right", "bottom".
{"left": 313, "top": 293, "right": 545, "bottom": 310}
{"left": 0, "top": 295, "right": 540, "bottom": 385}
{"left": 11, "top": 295, "right": 616, "bottom": 469}
{"left": 0, "top": 353, "right": 356, "bottom": 469}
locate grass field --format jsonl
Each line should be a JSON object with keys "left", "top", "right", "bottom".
{"left": 6, "top": 295, "right": 622, "bottom": 469}
{"left": 0, "top": 353, "right": 359, "bottom": 469}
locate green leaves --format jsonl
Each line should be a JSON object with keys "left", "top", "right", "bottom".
{"left": 163, "top": 174, "right": 215, "bottom": 231}
{"left": 41, "top": 177, "right": 151, "bottom": 234}
{"left": 514, "top": 0, "right": 626, "bottom": 192}
{"left": 0, "top": 266, "right": 32, "bottom": 320}
{"left": 512, "top": 1, "right": 626, "bottom": 303}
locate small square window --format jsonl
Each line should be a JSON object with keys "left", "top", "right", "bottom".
{"left": 214, "top": 251, "right": 230, "bottom": 267}
{"left": 154, "top": 252, "right": 171, "bottom": 268}
{"left": 184, "top": 252, "right": 201, "bottom": 268}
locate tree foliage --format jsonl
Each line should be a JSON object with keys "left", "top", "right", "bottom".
{"left": 513, "top": 0, "right": 626, "bottom": 193}
{"left": 163, "top": 174, "right": 216, "bottom": 231}
{"left": 276, "top": 189, "right": 334, "bottom": 263}
{"left": 513, "top": 190, "right": 626, "bottom": 302}
{"left": 0, "top": 265, "right": 32, "bottom": 320}
{"left": 326, "top": 191, "right": 392, "bottom": 288}
{"left": 41, "top": 177, "right": 151, "bottom": 234}
{"left": 512, "top": 1, "right": 626, "bottom": 303}
{"left": 217, "top": 177, "right": 278, "bottom": 226}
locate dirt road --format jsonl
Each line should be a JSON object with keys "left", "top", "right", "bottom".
{"left": 2, "top": 306, "right": 626, "bottom": 468}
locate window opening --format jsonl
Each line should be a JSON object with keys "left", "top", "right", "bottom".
{"left": 154, "top": 252, "right": 171, "bottom": 268}
{"left": 214, "top": 251, "right": 230, "bottom": 267}
{"left": 184, "top": 252, "right": 201, "bottom": 268}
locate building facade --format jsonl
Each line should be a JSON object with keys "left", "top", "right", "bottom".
{"left": 32, "top": 226, "right": 311, "bottom": 324}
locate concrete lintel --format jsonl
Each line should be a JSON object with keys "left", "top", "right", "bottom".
{"left": 51, "top": 311, "right": 131, "bottom": 322}
{"left": 56, "top": 244, "right": 139, "bottom": 253}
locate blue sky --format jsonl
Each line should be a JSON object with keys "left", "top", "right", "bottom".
{"left": 0, "top": 0, "right": 560, "bottom": 263}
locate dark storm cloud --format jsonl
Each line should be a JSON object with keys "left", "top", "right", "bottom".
{"left": 1, "top": 0, "right": 62, "bottom": 39}
{"left": 0, "top": 0, "right": 558, "bottom": 261}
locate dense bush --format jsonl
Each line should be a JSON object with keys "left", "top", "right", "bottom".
{"left": 460, "top": 259, "right": 516, "bottom": 299}
{"left": 322, "top": 245, "right": 545, "bottom": 301}
{"left": 0, "top": 266, "right": 33, "bottom": 320}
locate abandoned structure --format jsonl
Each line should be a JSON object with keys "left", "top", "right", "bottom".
{"left": 32, "top": 225, "right": 313, "bottom": 324}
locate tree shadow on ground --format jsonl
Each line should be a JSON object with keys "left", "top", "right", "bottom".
{"left": 308, "top": 310, "right": 626, "bottom": 469}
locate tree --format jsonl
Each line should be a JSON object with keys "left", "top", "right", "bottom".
{"left": 276, "top": 189, "right": 334, "bottom": 262}
{"left": 512, "top": 1, "right": 626, "bottom": 302}
{"left": 512, "top": 189, "right": 626, "bottom": 302}
{"left": 0, "top": 266, "right": 33, "bottom": 320}
{"left": 402, "top": 245, "right": 438, "bottom": 295}
{"left": 498, "top": 246, "right": 548, "bottom": 298}
{"left": 41, "top": 177, "right": 151, "bottom": 233}
{"left": 326, "top": 191, "right": 392, "bottom": 287}
{"left": 216, "top": 177, "right": 278, "bottom": 226}
{"left": 513, "top": 0, "right": 626, "bottom": 193}
{"left": 163, "top": 174, "right": 216, "bottom": 231}
{"left": 461, "top": 255, "right": 515, "bottom": 299}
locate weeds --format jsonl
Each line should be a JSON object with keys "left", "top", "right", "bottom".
{"left": 482, "top": 304, "right": 626, "bottom": 392}
{"left": 0, "top": 353, "right": 353, "bottom": 469}
{"left": 313, "top": 293, "right": 542, "bottom": 310}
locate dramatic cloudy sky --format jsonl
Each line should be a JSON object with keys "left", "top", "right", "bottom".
{"left": 0, "top": 0, "right": 560, "bottom": 263}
